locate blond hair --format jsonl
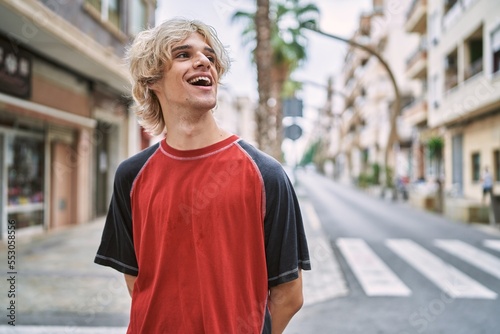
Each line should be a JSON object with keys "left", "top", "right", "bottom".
{"left": 127, "top": 18, "right": 231, "bottom": 136}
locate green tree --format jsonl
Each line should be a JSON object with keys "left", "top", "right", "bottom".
{"left": 232, "top": 0, "right": 319, "bottom": 160}
{"left": 428, "top": 136, "right": 444, "bottom": 212}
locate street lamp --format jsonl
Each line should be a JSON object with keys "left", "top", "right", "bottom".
{"left": 305, "top": 26, "right": 402, "bottom": 193}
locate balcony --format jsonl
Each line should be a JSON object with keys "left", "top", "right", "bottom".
{"left": 405, "top": 0, "right": 427, "bottom": 34}
{"left": 0, "top": 1, "right": 129, "bottom": 94}
{"left": 465, "top": 58, "right": 483, "bottom": 81}
{"left": 406, "top": 43, "right": 428, "bottom": 79}
{"left": 402, "top": 98, "right": 428, "bottom": 126}
{"left": 444, "top": 72, "right": 458, "bottom": 92}
{"left": 430, "top": 72, "right": 499, "bottom": 128}
{"left": 443, "top": 0, "right": 462, "bottom": 31}
{"left": 397, "top": 116, "right": 413, "bottom": 142}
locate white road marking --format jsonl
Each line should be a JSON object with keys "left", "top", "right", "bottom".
{"left": 302, "top": 200, "right": 322, "bottom": 231}
{"left": 0, "top": 326, "right": 127, "bottom": 333}
{"left": 435, "top": 239, "right": 500, "bottom": 280}
{"left": 386, "top": 239, "right": 497, "bottom": 299}
{"left": 337, "top": 238, "right": 411, "bottom": 296}
{"left": 300, "top": 199, "right": 348, "bottom": 304}
{"left": 484, "top": 239, "right": 500, "bottom": 253}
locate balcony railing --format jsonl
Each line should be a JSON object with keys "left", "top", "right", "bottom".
{"left": 406, "top": 40, "right": 428, "bottom": 78}
{"left": 464, "top": 57, "right": 483, "bottom": 80}
{"left": 407, "top": 0, "right": 426, "bottom": 21}
{"left": 402, "top": 97, "right": 428, "bottom": 126}
{"left": 445, "top": 72, "right": 458, "bottom": 91}
{"left": 406, "top": 0, "right": 427, "bottom": 33}
{"left": 406, "top": 45, "right": 427, "bottom": 69}
{"left": 443, "top": 0, "right": 462, "bottom": 31}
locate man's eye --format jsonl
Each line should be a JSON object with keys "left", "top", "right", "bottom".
{"left": 176, "top": 53, "right": 189, "bottom": 59}
{"left": 206, "top": 55, "right": 216, "bottom": 63}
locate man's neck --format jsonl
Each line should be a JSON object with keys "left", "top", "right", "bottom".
{"left": 164, "top": 110, "right": 231, "bottom": 151}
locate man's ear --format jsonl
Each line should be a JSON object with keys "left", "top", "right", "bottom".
{"left": 148, "top": 81, "right": 160, "bottom": 94}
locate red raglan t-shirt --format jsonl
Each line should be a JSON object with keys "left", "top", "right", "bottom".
{"left": 95, "top": 135, "right": 311, "bottom": 333}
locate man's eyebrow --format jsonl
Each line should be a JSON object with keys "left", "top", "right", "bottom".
{"left": 171, "top": 44, "right": 216, "bottom": 54}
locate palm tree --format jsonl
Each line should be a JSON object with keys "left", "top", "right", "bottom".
{"left": 232, "top": 0, "right": 319, "bottom": 160}
{"left": 253, "top": 0, "right": 273, "bottom": 156}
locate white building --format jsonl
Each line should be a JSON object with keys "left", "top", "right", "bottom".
{"left": 425, "top": 0, "right": 500, "bottom": 221}
{"left": 215, "top": 86, "right": 257, "bottom": 145}
{"left": 335, "top": 0, "right": 419, "bottom": 188}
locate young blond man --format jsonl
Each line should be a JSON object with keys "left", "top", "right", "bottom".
{"left": 95, "top": 18, "right": 311, "bottom": 334}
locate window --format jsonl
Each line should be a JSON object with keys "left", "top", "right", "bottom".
{"left": 129, "top": 0, "right": 147, "bottom": 35}
{"left": 444, "top": 49, "right": 458, "bottom": 91}
{"left": 465, "top": 26, "right": 483, "bottom": 80}
{"left": 85, "top": 0, "right": 122, "bottom": 30}
{"left": 444, "top": 0, "right": 459, "bottom": 14}
{"left": 472, "top": 152, "right": 480, "bottom": 182}
{"left": 492, "top": 26, "right": 500, "bottom": 75}
{"left": 6, "top": 134, "right": 45, "bottom": 229}
{"left": 495, "top": 150, "right": 500, "bottom": 182}
{"left": 362, "top": 148, "right": 369, "bottom": 165}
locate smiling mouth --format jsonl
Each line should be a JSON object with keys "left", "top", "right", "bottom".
{"left": 188, "top": 76, "right": 212, "bottom": 86}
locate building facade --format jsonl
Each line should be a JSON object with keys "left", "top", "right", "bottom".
{"left": 334, "top": 0, "right": 418, "bottom": 188}
{"left": 404, "top": 0, "right": 499, "bottom": 221}
{"left": 428, "top": 0, "right": 499, "bottom": 200}
{"left": 0, "top": 0, "right": 156, "bottom": 238}
{"left": 215, "top": 86, "right": 257, "bottom": 146}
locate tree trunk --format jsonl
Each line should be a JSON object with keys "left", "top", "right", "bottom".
{"left": 270, "top": 64, "right": 289, "bottom": 162}
{"left": 254, "top": 0, "right": 273, "bottom": 154}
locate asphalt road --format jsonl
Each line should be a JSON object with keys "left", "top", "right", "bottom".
{"left": 287, "top": 170, "right": 500, "bottom": 334}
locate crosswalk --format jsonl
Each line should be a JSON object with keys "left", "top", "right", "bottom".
{"left": 335, "top": 237, "right": 500, "bottom": 300}
{"left": 337, "top": 238, "right": 411, "bottom": 296}
{"left": 484, "top": 239, "right": 500, "bottom": 252}
{"left": 299, "top": 197, "right": 500, "bottom": 303}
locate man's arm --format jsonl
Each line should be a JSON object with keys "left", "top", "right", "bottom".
{"left": 124, "top": 274, "right": 137, "bottom": 297}
{"left": 268, "top": 270, "right": 304, "bottom": 334}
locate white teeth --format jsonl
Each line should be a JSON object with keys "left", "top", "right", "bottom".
{"left": 188, "top": 76, "right": 211, "bottom": 85}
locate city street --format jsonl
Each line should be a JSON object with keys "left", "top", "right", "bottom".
{"left": 287, "top": 170, "right": 500, "bottom": 334}
{"left": 1, "top": 170, "right": 500, "bottom": 333}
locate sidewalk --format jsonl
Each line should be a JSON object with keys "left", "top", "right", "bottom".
{"left": 0, "top": 218, "right": 131, "bottom": 329}
{"left": 0, "top": 189, "right": 346, "bottom": 333}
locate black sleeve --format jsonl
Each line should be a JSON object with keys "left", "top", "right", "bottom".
{"left": 263, "top": 165, "right": 311, "bottom": 287}
{"left": 94, "top": 144, "right": 159, "bottom": 276}
{"left": 236, "top": 141, "right": 311, "bottom": 287}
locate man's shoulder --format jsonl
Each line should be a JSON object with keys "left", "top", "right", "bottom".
{"left": 235, "top": 140, "right": 287, "bottom": 182}
{"left": 236, "top": 140, "right": 282, "bottom": 170}
{"left": 115, "top": 142, "right": 160, "bottom": 181}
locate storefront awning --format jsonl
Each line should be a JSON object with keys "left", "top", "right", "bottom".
{"left": 0, "top": 92, "right": 96, "bottom": 128}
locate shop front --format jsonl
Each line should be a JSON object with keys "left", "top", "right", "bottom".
{"left": 1, "top": 126, "right": 45, "bottom": 232}
{"left": 0, "top": 42, "right": 96, "bottom": 238}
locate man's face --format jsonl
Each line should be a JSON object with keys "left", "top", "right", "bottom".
{"left": 153, "top": 32, "right": 219, "bottom": 115}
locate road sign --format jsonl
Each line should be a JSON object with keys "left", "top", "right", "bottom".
{"left": 284, "top": 123, "right": 302, "bottom": 141}
{"left": 283, "top": 98, "right": 303, "bottom": 117}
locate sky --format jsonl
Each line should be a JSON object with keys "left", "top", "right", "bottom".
{"left": 155, "top": 0, "right": 372, "bottom": 161}
{"left": 156, "top": 0, "right": 371, "bottom": 98}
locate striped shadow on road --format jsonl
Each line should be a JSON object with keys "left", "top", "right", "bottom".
{"left": 386, "top": 239, "right": 497, "bottom": 299}
{"left": 336, "top": 238, "right": 411, "bottom": 297}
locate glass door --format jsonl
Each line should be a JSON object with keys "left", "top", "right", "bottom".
{"left": 6, "top": 132, "right": 45, "bottom": 229}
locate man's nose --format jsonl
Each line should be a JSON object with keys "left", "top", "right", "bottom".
{"left": 194, "top": 53, "right": 211, "bottom": 68}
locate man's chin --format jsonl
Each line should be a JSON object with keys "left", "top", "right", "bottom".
{"left": 187, "top": 100, "right": 217, "bottom": 113}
